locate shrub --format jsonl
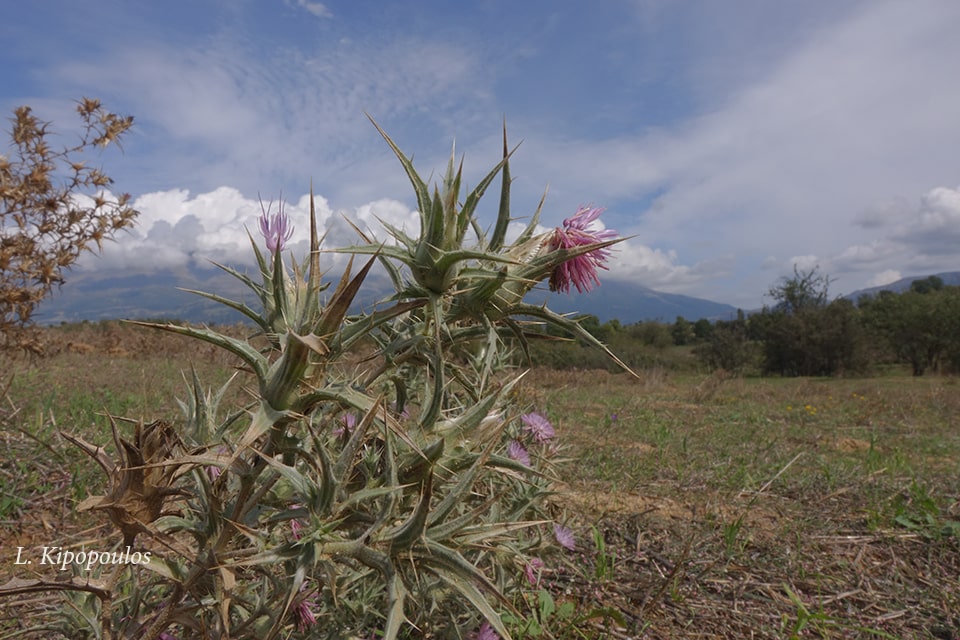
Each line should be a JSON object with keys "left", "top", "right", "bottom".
{"left": 0, "top": 98, "right": 137, "bottom": 353}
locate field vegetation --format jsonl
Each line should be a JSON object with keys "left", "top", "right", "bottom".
{"left": 2, "top": 321, "right": 958, "bottom": 638}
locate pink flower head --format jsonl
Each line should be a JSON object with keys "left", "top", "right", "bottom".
{"left": 549, "top": 205, "right": 618, "bottom": 294}
{"left": 472, "top": 621, "right": 500, "bottom": 640}
{"left": 333, "top": 412, "right": 358, "bottom": 437}
{"left": 507, "top": 440, "right": 531, "bottom": 466}
{"left": 553, "top": 524, "right": 576, "bottom": 551}
{"left": 205, "top": 445, "right": 230, "bottom": 483}
{"left": 521, "top": 412, "right": 555, "bottom": 443}
{"left": 289, "top": 503, "right": 306, "bottom": 540}
{"left": 524, "top": 556, "right": 545, "bottom": 587}
{"left": 294, "top": 583, "right": 318, "bottom": 632}
{"left": 258, "top": 198, "right": 294, "bottom": 254}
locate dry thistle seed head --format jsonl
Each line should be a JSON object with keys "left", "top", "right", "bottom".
{"left": 67, "top": 419, "right": 187, "bottom": 546}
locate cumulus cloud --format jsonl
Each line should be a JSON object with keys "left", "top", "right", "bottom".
{"left": 77, "top": 186, "right": 716, "bottom": 300}
{"left": 789, "top": 183, "right": 960, "bottom": 294}
{"left": 867, "top": 269, "right": 901, "bottom": 287}
{"left": 76, "top": 188, "right": 415, "bottom": 275}
{"left": 893, "top": 186, "right": 960, "bottom": 254}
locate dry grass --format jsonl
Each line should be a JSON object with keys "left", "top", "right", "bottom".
{"left": 2, "top": 328, "right": 959, "bottom": 638}
{"left": 527, "top": 368, "right": 960, "bottom": 639}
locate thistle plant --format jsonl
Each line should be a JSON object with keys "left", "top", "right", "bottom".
{"left": 24, "top": 121, "right": 630, "bottom": 639}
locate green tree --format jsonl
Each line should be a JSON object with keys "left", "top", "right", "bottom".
{"left": 627, "top": 320, "right": 672, "bottom": 349}
{"left": 767, "top": 264, "right": 831, "bottom": 314}
{"left": 693, "top": 314, "right": 754, "bottom": 374}
{"left": 1, "top": 98, "right": 138, "bottom": 352}
{"left": 693, "top": 317, "right": 714, "bottom": 341}
{"left": 671, "top": 316, "right": 695, "bottom": 345}
{"left": 909, "top": 275, "right": 944, "bottom": 294}
{"left": 862, "top": 287, "right": 959, "bottom": 375}
{"left": 757, "top": 267, "right": 866, "bottom": 376}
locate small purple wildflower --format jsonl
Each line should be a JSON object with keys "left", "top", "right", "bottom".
{"left": 472, "top": 621, "right": 500, "bottom": 640}
{"left": 290, "top": 503, "right": 305, "bottom": 540}
{"left": 293, "top": 583, "right": 318, "bottom": 632}
{"left": 333, "top": 412, "right": 357, "bottom": 437}
{"left": 548, "top": 205, "right": 618, "bottom": 294}
{"left": 507, "top": 440, "right": 531, "bottom": 466}
{"left": 158, "top": 634, "right": 179, "bottom": 640}
{"left": 258, "top": 198, "right": 294, "bottom": 253}
{"left": 554, "top": 524, "right": 576, "bottom": 551}
{"left": 521, "top": 412, "right": 555, "bottom": 443}
{"left": 389, "top": 401, "right": 410, "bottom": 420}
{"left": 205, "top": 445, "right": 229, "bottom": 483}
{"left": 524, "top": 557, "right": 545, "bottom": 587}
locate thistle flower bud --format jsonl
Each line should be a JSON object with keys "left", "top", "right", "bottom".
{"left": 258, "top": 198, "right": 294, "bottom": 253}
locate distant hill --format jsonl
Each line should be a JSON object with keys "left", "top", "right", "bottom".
{"left": 524, "top": 279, "right": 738, "bottom": 323}
{"left": 844, "top": 271, "right": 960, "bottom": 301}
{"left": 36, "top": 268, "right": 252, "bottom": 326}
{"left": 35, "top": 267, "right": 738, "bottom": 326}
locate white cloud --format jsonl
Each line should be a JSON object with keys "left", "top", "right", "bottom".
{"left": 502, "top": 1, "right": 960, "bottom": 303}
{"left": 794, "top": 183, "right": 960, "bottom": 294}
{"left": 52, "top": 34, "right": 490, "bottom": 203}
{"left": 867, "top": 269, "right": 901, "bottom": 287}
{"left": 14, "top": 0, "right": 960, "bottom": 309}
{"left": 77, "top": 186, "right": 722, "bottom": 302}
{"left": 291, "top": 0, "right": 332, "bottom": 19}
{"left": 78, "top": 188, "right": 350, "bottom": 274}
{"left": 894, "top": 186, "right": 960, "bottom": 254}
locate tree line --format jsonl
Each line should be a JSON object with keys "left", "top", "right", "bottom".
{"left": 534, "top": 269, "right": 960, "bottom": 377}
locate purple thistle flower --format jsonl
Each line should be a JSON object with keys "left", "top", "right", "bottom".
{"left": 333, "top": 412, "right": 357, "bottom": 437}
{"left": 521, "top": 412, "right": 555, "bottom": 443}
{"left": 289, "top": 503, "right": 305, "bottom": 540}
{"left": 205, "top": 445, "right": 229, "bottom": 483}
{"left": 554, "top": 524, "right": 576, "bottom": 551}
{"left": 548, "top": 205, "right": 618, "bottom": 294}
{"left": 507, "top": 440, "right": 531, "bottom": 466}
{"left": 258, "top": 198, "right": 294, "bottom": 254}
{"left": 524, "top": 556, "right": 545, "bottom": 587}
{"left": 472, "top": 621, "right": 500, "bottom": 640}
{"left": 293, "top": 583, "right": 318, "bottom": 632}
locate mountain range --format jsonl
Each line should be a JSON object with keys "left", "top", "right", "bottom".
{"left": 36, "top": 267, "right": 959, "bottom": 327}
{"left": 36, "top": 265, "right": 739, "bottom": 326}
{"left": 843, "top": 271, "right": 960, "bottom": 300}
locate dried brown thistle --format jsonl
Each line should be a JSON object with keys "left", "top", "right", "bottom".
{"left": 1, "top": 98, "right": 138, "bottom": 353}
{"left": 63, "top": 418, "right": 188, "bottom": 546}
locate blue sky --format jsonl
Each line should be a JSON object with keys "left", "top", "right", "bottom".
{"left": 3, "top": 0, "right": 960, "bottom": 309}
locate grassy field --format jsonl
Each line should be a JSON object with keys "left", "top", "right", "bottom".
{"left": 2, "top": 323, "right": 959, "bottom": 638}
